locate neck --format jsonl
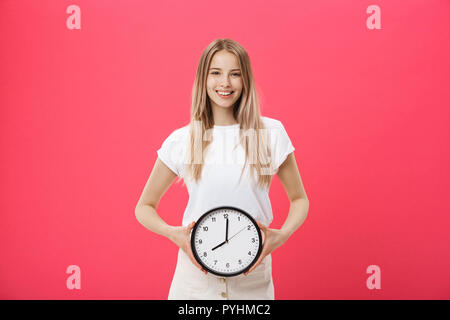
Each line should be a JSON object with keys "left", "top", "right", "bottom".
{"left": 211, "top": 104, "right": 237, "bottom": 126}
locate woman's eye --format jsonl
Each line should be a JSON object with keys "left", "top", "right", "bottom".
{"left": 210, "top": 72, "right": 241, "bottom": 76}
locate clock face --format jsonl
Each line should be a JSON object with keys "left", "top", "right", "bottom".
{"left": 191, "top": 206, "right": 262, "bottom": 277}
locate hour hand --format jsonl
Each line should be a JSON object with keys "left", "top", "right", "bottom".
{"left": 212, "top": 240, "right": 227, "bottom": 251}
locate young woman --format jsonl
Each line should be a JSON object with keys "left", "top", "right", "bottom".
{"left": 135, "top": 39, "right": 309, "bottom": 300}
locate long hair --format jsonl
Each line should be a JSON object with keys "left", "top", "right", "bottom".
{"left": 184, "top": 39, "right": 273, "bottom": 190}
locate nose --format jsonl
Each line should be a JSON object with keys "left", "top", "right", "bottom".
{"left": 219, "top": 75, "right": 232, "bottom": 87}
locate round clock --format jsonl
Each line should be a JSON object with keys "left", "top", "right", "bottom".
{"left": 190, "top": 206, "right": 263, "bottom": 277}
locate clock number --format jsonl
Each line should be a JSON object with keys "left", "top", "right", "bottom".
{"left": 212, "top": 217, "right": 216, "bottom": 222}
{"left": 238, "top": 216, "right": 240, "bottom": 221}
{"left": 226, "top": 263, "right": 230, "bottom": 268}
{"left": 223, "top": 213, "right": 228, "bottom": 219}
{"left": 248, "top": 251, "right": 252, "bottom": 255}
{"left": 203, "top": 252, "right": 207, "bottom": 257}
{"left": 247, "top": 225, "right": 251, "bottom": 230}
{"left": 214, "top": 260, "right": 217, "bottom": 265}
{"left": 238, "top": 259, "right": 242, "bottom": 265}
{"left": 203, "top": 226, "right": 208, "bottom": 231}
{"left": 198, "top": 239, "right": 202, "bottom": 244}
{"left": 252, "top": 238, "right": 255, "bottom": 243}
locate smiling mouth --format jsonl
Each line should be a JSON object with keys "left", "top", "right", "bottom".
{"left": 216, "top": 90, "right": 234, "bottom": 97}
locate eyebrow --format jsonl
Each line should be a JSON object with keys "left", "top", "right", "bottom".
{"left": 209, "top": 68, "right": 241, "bottom": 71}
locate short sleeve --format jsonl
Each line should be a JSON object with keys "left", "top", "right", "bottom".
{"left": 271, "top": 121, "right": 295, "bottom": 174}
{"left": 156, "top": 128, "right": 186, "bottom": 177}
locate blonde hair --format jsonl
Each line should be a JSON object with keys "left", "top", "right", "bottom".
{"left": 184, "top": 38, "right": 273, "bottom": 190}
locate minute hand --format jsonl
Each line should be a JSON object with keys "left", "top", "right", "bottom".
{"left": 225, "top": 218, "right": 229, "bottom": 242}
{"left": 227, "top": 226, "right": 247, "bottom": 242}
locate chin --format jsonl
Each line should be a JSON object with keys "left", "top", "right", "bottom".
{"left": 217, "top": 102, "right": 235, "bottom": 108}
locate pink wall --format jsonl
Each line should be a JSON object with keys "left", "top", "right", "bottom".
{"left": 0, "top": 0, "right": 449, "bottom": 299}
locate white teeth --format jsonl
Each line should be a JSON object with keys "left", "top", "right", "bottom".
{"left": 218, "top": 91, "right": 232, "bottom": 95}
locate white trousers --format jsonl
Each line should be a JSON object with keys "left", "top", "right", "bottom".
{"left": 168, "top": 248, "right": 275, "bottom": 300}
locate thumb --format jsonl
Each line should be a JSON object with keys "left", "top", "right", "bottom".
{"left": 256, "top": 221, "right": 267, "bottom": 242}
{"left": 187, "top": 221, "right": 195, "bottom": 231}
{"left": 256, "top": 221, "right": 267, "bottom": 232}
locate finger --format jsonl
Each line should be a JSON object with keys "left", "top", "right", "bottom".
{"left": 186, "top": 242, "right": 207, "bottom": 274}
{"left": 245, "top": 254, "right": 265, "bottom": 276}
{"left": 188, "top": 253, "right": 205, "bottom": 273}
{"left": 198, "top": 263, "right": 207, "bottom": 275}
{"left": 186, "top": 221, "right": 206, "bottom": 274}
{"left": 187, "top": 221, "right": 195, "bottom": 232}
{"left": 245, "top": 242, "right": 269, "bottom": 275}
{"left": 256, "top": 222, "right": 267, "bottom": 239}
{"left": 244, "top": 224, "right": 267, "bottom": 277}
{"left": 256, "top": 221, "right": 267, "bottom": 232}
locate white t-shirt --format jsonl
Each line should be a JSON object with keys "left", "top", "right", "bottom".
{"left": 156, "top": 116, "right": 295, "bottom": 227}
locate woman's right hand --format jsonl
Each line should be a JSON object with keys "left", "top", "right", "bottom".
{"left": 168, "top": 221, "right": 207, "bottom": 275}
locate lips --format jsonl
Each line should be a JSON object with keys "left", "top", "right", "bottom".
{"left": 216, "top": 90, "right": 234, "bottom": 98}
{"left": 216, "top": 90, "right": 234, "bottom": 94}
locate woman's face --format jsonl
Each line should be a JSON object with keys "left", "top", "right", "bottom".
{"left": 206, "top": 50, "right": 243, "bottom": 111}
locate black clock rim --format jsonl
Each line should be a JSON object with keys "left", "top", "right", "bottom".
{"left": 190, "top": 205, "right": 263, "bottom": 277}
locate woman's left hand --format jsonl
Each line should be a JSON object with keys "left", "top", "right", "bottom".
{"left": 244, "top": 221, "right": 290, "bottom": 276}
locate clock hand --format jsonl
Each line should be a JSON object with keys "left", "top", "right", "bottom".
{"left": 227, "top": 226, "right": 247, "bottom": 242}
{"left": 225, "top": 218, "right": 229, "bottom": 242}
{"left": 211, "top": 240, "right": 227, "bottom": 251}
{"left": 212, "top": 225, "right": 247, "bottom": 251}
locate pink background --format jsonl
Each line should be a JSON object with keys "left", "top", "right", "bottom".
{"left": 1, "top": 0, "right": 449, "bottom": 299}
